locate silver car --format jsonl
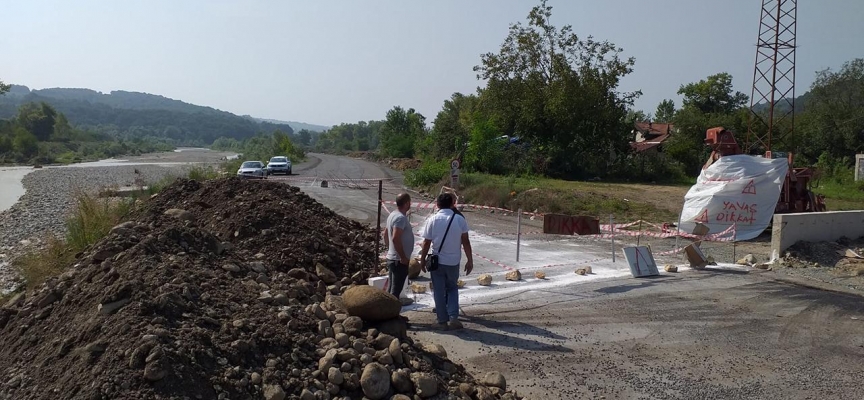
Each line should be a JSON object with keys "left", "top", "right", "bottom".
{"left": 266, "top": 156, "right": 292, "bottom": 175}
{"left": 236, "top": 161, "right": 267, "bottom": 179}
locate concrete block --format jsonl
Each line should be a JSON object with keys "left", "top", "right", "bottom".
{"left": 772, "top": 211, "right": 864, "bottom": 254}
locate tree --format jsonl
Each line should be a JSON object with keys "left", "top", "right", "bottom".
{"left": 379, "top": 106, "right": 426, "bottom": 158}
{"left": 13, "top": 127, "right": 39, "bottom": 157}
{"left": 297, "top": 129, "right": 312, "bottom": 146}
{"left": 797, "top": 58, "right": 864, "bottom": 163}
{"left": 474, "top": 0, "right": 639, "bottom": 177}
{"left": 427, "top": 93, "right": 478, "bottom": 160}
{"left": 654, "top": 99, "right": 676, "bottom": 123}
{"left": 53, "top": 113, "right": 73, "bottom": 141}
{"left": 17, "top": 102, "right": 57, "bottom": 141}
{"left": 0, "top": 79, "right": 9, "bottom": 96}
{"left": 677, "top": 73, "right": 748, "bottom": 114}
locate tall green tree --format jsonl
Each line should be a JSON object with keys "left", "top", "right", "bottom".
{"left": 654, "top": 99, "right": 676, "bottom": 123}
{"left": 667, "top": 73, "right": 749, "bottom": 174}
{"left": 380, "top": 106, "right": 426, "bottom": 158}
{"left": 474, "top": 0, "right": 639, "bottom": 177}
{"left": 0, "top": 79, "right": 9, "bottom": 96}
{"left": 12, "top": 127, "right": 38, "bottom": 156}
{"left": 677, "top": 73, "right": 748, "bottom": 114}
{"left": 17, "top": 102, "right": 57, "bottom": 141}
{"left": 426, "top": 93, "right": 478, "bottom": 160}
{"left": 797, "top": 58, "right": 864, "bottom": 163}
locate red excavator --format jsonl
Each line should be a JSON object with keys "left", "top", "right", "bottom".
{"left": 703, "top": 127, "right": 826, "bottom": 214}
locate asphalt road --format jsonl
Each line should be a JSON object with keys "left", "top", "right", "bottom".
{"left": 290, "top": 153, "right": 864, "bottom": 400}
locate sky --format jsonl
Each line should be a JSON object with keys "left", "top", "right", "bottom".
{"left": 2, "top": 0, "right": 863, "bottom": 127}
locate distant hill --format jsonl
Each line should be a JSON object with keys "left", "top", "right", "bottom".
{"left": 0, "top": 85, "right": 304, "bottom": 145}
{"left": 752, "top": 91, "right": 812, "bottom": 115}
{"left": 245, "top": 116, "right": 330, "bottom": 133}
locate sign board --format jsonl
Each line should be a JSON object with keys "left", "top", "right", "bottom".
{"left": 450, "top": 160, "right": 460, "bottom": 188}
{"left": 622, "top": 246, "right": 659, "bottom": 278}
{"left": 678, "top": 155, "right": 788, "bottom": 241}
{"left": 856, "top": 154, "right": 864, "bottom": 181}
{"left": 543, "top": 214, "right": 600, "bottom": 235}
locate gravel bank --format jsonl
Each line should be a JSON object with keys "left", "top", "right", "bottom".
{"left": 0, "top": 165, "right": 194, "bottom": 293}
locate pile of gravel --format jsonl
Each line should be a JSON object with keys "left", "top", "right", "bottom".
{"left": 0, "top": 178, "right": 520, "bottom": 399}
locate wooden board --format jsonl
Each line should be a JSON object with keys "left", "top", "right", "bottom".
{"left": 622, "top": 246, "right": 660, "bottom": 278}
{"left": 543, "top": 214, "right": 601, "bottom": 235}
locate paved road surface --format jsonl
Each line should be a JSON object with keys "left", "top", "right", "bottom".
{"left": 290, "top": 153, "right": 864, "bottom": 400}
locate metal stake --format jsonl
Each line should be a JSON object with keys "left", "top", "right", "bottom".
{"left": 376, "top": 180, "right": 382, "bottom": 264}
{"left": 516, "top": 208, "right": 522, "bottom": 262}
{"left": 610, "top": 214, "right": 616, "bottom": 263}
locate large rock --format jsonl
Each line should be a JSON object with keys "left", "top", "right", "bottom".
{"left": 664, "top": 265, "right": 678, "bottom": 273}
{"left": 343, "top": 285, "right": 401, "bottom": 322}
{"left": 482, "top": 371, "right": 507, "bottom": 390}
{"left": 391, "top": 370, "right": 413, "bottom": 393}
{"left": 316, "top": 263, "right": 339, "bottom": 284}
{"left": 477, "top": 274, "right": 493, "bottom": 286}
{"left": 411, "top": 372, "right": 438, "bottom": 398}
{"left": 534, "top": 271, "right": 546, "bottom": 279}
{"left": 263, "top": 384, "right": 286, "bottom": 400}
{"left": 737, "top": 254, "right": 757, "bottom": 266}
{"left": 408, "top": 257, "right": 423, "bottom": 279}
{"left": 505, "top": 270, "right": 522, "bottom": 281}
{"left": 324, "top": 294, "right": 347, "bottom": 313}
{"left": 360, "top": 363, "right": 391, "bottom": 400}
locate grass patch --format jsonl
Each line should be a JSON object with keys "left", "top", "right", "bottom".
{"left": 429, "top": 173, "right": 687, "bottom": 223}
{"left": 813, "top": 180, "right": 864, "bottom": 211}
{"left": 15, "top": 191, "right": 134, "bottom": 290}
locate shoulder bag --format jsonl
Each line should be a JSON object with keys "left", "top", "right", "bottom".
{"left": 427, "top": 212, "right": 456, "bottom": 272}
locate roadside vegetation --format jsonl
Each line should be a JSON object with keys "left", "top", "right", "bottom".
{"left": 8, "top": 165, "right": 221, "bottom": 297}
{"left": 212, "top": 129, "right": 307, "bottom": 172}
{"left": 310, "top": 2, "right": 864, "bottom": 219}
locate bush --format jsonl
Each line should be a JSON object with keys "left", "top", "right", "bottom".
{"left": 405, "top": 159, "right": 449, "bottom": 187}
{"left": 187, "top": 165, "right": 220, "bottom": 181}
{"left": 66, "top": 191, "right": 134, "bottom": 251}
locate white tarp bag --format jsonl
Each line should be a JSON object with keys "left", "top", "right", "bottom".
{"left": 678, "top": 155, "right": 788, "bottom": 241}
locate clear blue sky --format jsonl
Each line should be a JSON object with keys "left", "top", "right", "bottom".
{"left": 2, "top": 0, "right": 862, "bottom": 127}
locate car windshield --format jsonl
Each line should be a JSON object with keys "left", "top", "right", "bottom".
{"left": 270, "top": 157, "right": 287, "bottom": 163}
{"left": 241, "top": 161, "right": 262, "bottom": 168}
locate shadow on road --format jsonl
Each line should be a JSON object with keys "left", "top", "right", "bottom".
{"left": 410, "top": 316, "right": 572, "bottom": 353}
{"left": 594, "top": 275, "right": 675, "bottom": 294}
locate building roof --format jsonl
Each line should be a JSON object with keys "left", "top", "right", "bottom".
{"left": 631, "top": 122, "right": 674, "bottom": 152}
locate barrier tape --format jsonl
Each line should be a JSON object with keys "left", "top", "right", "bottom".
{"left": 380, "top": 200, "right": 543, "bottom": 218}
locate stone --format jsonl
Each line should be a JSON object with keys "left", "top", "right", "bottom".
{"left": 287, "top": 268, "right": 310, "bottom": 280}
{"left": 335, "top": 333, "right": 350, "bottom": 347}
{"left": 410, "top": 283, "right": 427, "bottom": 294}
{"left": 391, "top": 395, "right": 412, "bottom": 400}
{"left": 505, "top": 270, "right": 522, "bottom": 281}
{"left": 737, "top": 254, "right": 757, "bottom": 266}
{"left": 249, "top": 261, "right": 267, "bottom": 273}
{"left": 98, "top": 298, "right": 131, "bottom": 315}
{"left": 164, "top": 208, "right": 194, "bottom": 222}
{"left": 456, "top": 279, "right": 466, "bottom": 288}
{"left": 388, "top": 339, "right": 403, "bottom": 365}
{"left": 316, "top": 263, "right": 339, "bottom": 284}
{"left": 324, "top": 294, "right": 347, "bottom": 314}
{"left": 391, "top": 370, "right": 413, "bottom": 394}
{"left": 411, "top": 373, "right": 438, "bottom": 398}
{"left": 424, "top": 343, "right": 447, "bottom": 358}
{"left": 534, "top": 271, "right": 546, "bottom": 279}
{"left": 251, "top": 372, "right": 262, "bottom": 385}
{"left": 36, "top": 292, "right": 59, "bottom": 308}
{"left": 328, "top": 367, "right": 344, "bottom": 385}
{"left": 408, "top": 257, "right": 423, "bottom": 279}
{"left": 575, "top": 268, "right": 587, "bottom": 276}
{"left": 664, "top": 265, "right": 678, "bottom": 273}
{"left": 481, "top": 371, "right": 506, "bottom": 390}
{"left": 319, "top": 337, "right": 339, "bottom": 350}
{"left": 300, "top": 389, "right": 315, "bottom": 400}
{"left": 475, "top": 386, "right": 495, "bottom": 400}
{"left": 222, "top": 263, "right": 241, "bottom": 273}
{"left": 584, "top": 266, "right": 593, "bottom": 274}
{"left": 374, "top": 333, "right": 397, "bottom": 350}
{"left": 263, "top": 384, "right": 286, "bottom": 400}
{"left": 343, "top": 285, "right": 401, "bottom": 322}
{"left": 318, "top": 320, "right": 332, "bottom": 334}
{"left": 378, "top": 350, "right": 393, "bottom": 365}
{"left": 319, "top": 348, "right": 339, "bottom": 371}
{"left": 343, "top": 316, "right": 364, "bottom": 335}
{"left": 143, "top": 361, "right": 167, "bottom": 381}
{"left": 360, "top": 353, "right": 374, "bottom": 365}
{"left": 360, "top": 363, "right": 391, "bottom": 399}
{"left": 458, "top": 383, "right": 475, "bottom": 396}
{"left": 477, "top": 274, "right": 493, "bottom": 286}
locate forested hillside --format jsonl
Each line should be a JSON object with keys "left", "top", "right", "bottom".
{"left": 0, "top": 86, "right": 294, "bottom": 145}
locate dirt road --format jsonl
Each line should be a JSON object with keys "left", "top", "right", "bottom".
{"left": 290, "top": 153, "right": 864, "bottom": 399}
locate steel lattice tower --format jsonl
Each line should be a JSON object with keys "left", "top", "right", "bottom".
{"left": 746, "top": 0, "right": 798, "bottom": 154}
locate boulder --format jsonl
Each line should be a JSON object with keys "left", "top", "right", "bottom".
{"left": 391, "top": 370, "right": 413, "bottom": 394}
{"left": 664, "top": 265, "right": 678, "bottom": 273}
{"left": 534, "top": 271, "right": 546, "bottom": 279}
{"left": 410, "top": 283, "right": 427, "bottom": 294}
{"left": 482, "top": 371, "right": 507, "bottom": 390}
{"left": 411, "top": 372, "right": 438, "bottom": 398}
{"left": 343, "top": 285, "right": 401, "bottom": 322}
{"left": 737, "top": 254, "right": 757, "bottom": 266}
{"left": 456, "top": 279, "right": 466, "bottom": 288}
{"left": 408, "top": 257, "right": 423, "bottom": 279}
{"left": 360, "top": 363, "right": 391, "bottom": 400}
{"left": 505, "top": 270, "right": 522, "bottom": 281}
{"left": 575, "top": 268, "right": 587, "bottom": 276}
{"left": 477, "top": 274, "right": 493, "bottom": 286}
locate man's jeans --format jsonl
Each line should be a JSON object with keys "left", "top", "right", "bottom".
{"left": 386, "top": 260, "right": 409, "bottom": 299}
{"left": 430, "top": 263, "right": 460, "bottom": 323}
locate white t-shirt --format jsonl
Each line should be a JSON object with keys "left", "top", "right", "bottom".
{"left": 421, "top": 209, "right": 469, "bottom": 266}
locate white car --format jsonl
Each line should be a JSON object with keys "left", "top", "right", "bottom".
{"left": 236, "top": 161, "right": 267, "bottom": 179}
{"left": 266, "top": 156, "right": 292, "bottom": 175}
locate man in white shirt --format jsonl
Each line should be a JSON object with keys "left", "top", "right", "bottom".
{"left": 420, "top": 193, "right": 473, "bottom": 330}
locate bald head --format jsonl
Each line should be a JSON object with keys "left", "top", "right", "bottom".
{"left": 396, "top": 193, "right": 411, "bottom": 212}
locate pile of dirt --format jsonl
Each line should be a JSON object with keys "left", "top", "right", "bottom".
{"left": 0, "top": 178, "right": 521, "bottom": 400}
{"left": 386, "top": 159, "right": 421, "bottom": 172}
